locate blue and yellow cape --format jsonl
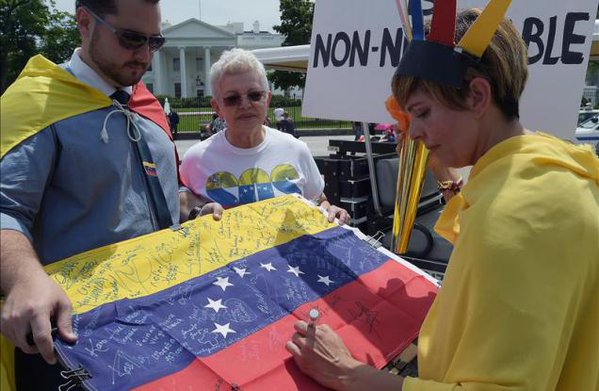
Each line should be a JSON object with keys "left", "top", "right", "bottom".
{"left": 0, "top": 54, "right": 172, "bottom": 391}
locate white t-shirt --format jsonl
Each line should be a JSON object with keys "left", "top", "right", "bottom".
{"left": 274, "top": 107, "right": 285, "bottom": 122}
{"left": 180, "top": 127, "right": 324, "bottom": 208}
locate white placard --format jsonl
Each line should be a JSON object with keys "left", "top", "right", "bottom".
{"left": 303, "top": 0, "right": 598, "bottom": 140}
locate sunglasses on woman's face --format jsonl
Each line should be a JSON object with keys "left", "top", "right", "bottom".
{"left": 84, "top": 6, "right": 166, "bottom": 52}
{"left": 222, "top": 91, "right": 266, "bottom": 107}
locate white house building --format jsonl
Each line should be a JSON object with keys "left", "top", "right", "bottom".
{"left": 143, "top": 19, "right": 284, "bottom": 98}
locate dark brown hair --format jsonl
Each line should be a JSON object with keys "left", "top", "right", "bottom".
{"left": 76, "top": 0, "right": 160, "bottom": 17}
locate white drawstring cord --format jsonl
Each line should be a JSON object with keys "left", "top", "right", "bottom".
{"left": 100, "top": 99, "right": 142, "bottom": 143}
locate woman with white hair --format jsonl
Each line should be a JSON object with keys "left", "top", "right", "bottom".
{"left": 179, "top": 48, "right": 350, "bottom": 223}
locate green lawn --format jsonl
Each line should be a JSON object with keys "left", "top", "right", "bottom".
{"left": 174, "top": 107, "right": 351, "bottom": 132}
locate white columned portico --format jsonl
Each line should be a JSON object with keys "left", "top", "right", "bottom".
{"left": 140, "top": 18, "right": 283, "bottom": 99}
{"left": 152, "top": 50, "right": 163, "bottom": 94}
{"left": 204, "top": 47, "right": 212, "bottom": 96}
{"left": 179, "top": 46, "right": 188, "bottom": 98}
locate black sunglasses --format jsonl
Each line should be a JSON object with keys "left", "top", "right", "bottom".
{"left": 84, "top": 6, "right": 166, "bottom": 52}
{"left": 222, "top": 91, "right": 266, "bottom": 107}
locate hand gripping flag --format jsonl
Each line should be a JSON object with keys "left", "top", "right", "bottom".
{"left": 45, "top": 195, "right": 437, "bottom": 390}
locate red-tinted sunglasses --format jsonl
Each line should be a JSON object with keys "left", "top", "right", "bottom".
{"left": 222, "top": 91, "right": 267, "bottom": 107}
{"left": 84, "top": 6, "right": 166, "bottom": 52}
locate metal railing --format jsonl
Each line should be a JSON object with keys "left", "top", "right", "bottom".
{"left": 169, "top": 105, "right": 351, "bottom": 134}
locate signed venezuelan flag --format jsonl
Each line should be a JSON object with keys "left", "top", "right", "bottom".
{"left": 49, "top": 195, "right": 437, "bottom": 390}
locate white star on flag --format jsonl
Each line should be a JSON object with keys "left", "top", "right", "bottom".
{"left": 212, "top": 322, "right": 236, "bottom": 338}
{"left": 317, "top": 275, "right": 334, "bottom": 286}
{"left": 204, "top": 298, "right": 227, "bottom": 313}
{"left": 260, "top": 262, "right": 277, "bottom": 272}
{"left": 213, "top": 276, "right": 234, "bottom": 291}
{"left": 287, "top": 265, "right": 305, "bottom": 277}
{"left": 233, "top": 267, "right": 250, "bottom": 278}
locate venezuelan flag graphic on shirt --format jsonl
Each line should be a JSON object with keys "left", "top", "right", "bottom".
{"left": 206, "top": 165, "right": 303, "bottom": 208}
{"left": 47, "top": 195, "right": 437, "bottom": 390}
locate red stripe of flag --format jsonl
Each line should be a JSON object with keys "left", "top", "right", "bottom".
{"left": 136, "top": 260, "right": 436, "bottom": 390}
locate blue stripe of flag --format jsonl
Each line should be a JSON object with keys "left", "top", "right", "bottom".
{"left": 55, "top": 226, "right": 392, "bottom": 390}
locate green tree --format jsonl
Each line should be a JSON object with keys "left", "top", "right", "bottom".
{"left": 0, "top": 0, "right": 79, "bottom": 94}
{"left": 270, "top": 0, "right": 314, "bottom": 94}
{"left": 40, "top": 9, "right": 80, "bottom": 66}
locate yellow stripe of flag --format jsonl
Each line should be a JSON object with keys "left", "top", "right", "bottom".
{"left": 44, "top": 195, "right": 335, "bottom": 314}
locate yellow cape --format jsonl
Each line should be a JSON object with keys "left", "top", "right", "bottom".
{"left": 0, "top": 55, "right": 111, "bottom": 159}
{"left": 0, "top": 54, "right": 111, "bottom": 391}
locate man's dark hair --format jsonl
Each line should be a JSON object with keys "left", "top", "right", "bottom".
{"left": 76, "top": 0, "right": 159, "bottom": 17}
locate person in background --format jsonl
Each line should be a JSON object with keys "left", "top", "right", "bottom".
{"left": 274, "top": 106, "right": 285, "bottom": 130}
{"left": 356, "top": 122, "right": 379, "bottom": 142}
{"left": 178, "top": 48, "right": 350, "bottom": 225}
{"left": 376, "top": 123, "right": 396, "bottom": 143}
{"left": 207, "top": 112, "right": 227, "bottom": 134}
{"left": 0, "top": 0, "right": 179, "bottom": 389}
{"left": 368, "top": 122, "right": 376, "bottom": 137}
{"left": 286, "top": 7, "right": 598, "bottom": 390}
{"left": 352, "top": 121, "right": 363, "bottom": 141}
{"left": 279, "top": 111, "right": 298, "bottom": 138}
{"left": 167, "top": 109, "right": 179, "bottom": 138}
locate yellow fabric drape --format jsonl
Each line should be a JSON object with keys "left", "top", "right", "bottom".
{"left": 0, "top": 55, "right": 110, "bottom": 159}
{"left": 405, "top": 133, "right": 599, "bottom": 390}
{"left": 0, "top": 336, "right": 15, "bottom": 391}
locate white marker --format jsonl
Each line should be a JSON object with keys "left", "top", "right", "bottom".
{"left": 308, "top": 308, "right": 320, "bottom": 328}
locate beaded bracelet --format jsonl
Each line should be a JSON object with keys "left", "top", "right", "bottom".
{"left": 437, "top": 177, "right": 463, "bottom": 194}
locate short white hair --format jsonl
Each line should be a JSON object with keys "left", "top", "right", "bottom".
{"left": 210, "top": 48, "right": 269, "bottom": 99}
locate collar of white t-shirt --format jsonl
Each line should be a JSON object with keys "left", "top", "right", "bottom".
{"left": 220, "top": 126, "right": 273, "bottom": 155}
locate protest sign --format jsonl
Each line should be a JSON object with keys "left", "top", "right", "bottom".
{"left": 303, "top": 0, "right": 598, "bottom": 140}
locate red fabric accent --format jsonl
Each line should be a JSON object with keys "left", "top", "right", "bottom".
{"left": 136, "top": 260, "right": 437, "bottom": 390}
{"left": 428, "top": 0, "right": 457, "bottom": 46}
{"left": 130, "top": 81, "right": 173, "bottom": 139}
{"left": 129, "top": 81, "right": 182, "bottom": 184}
